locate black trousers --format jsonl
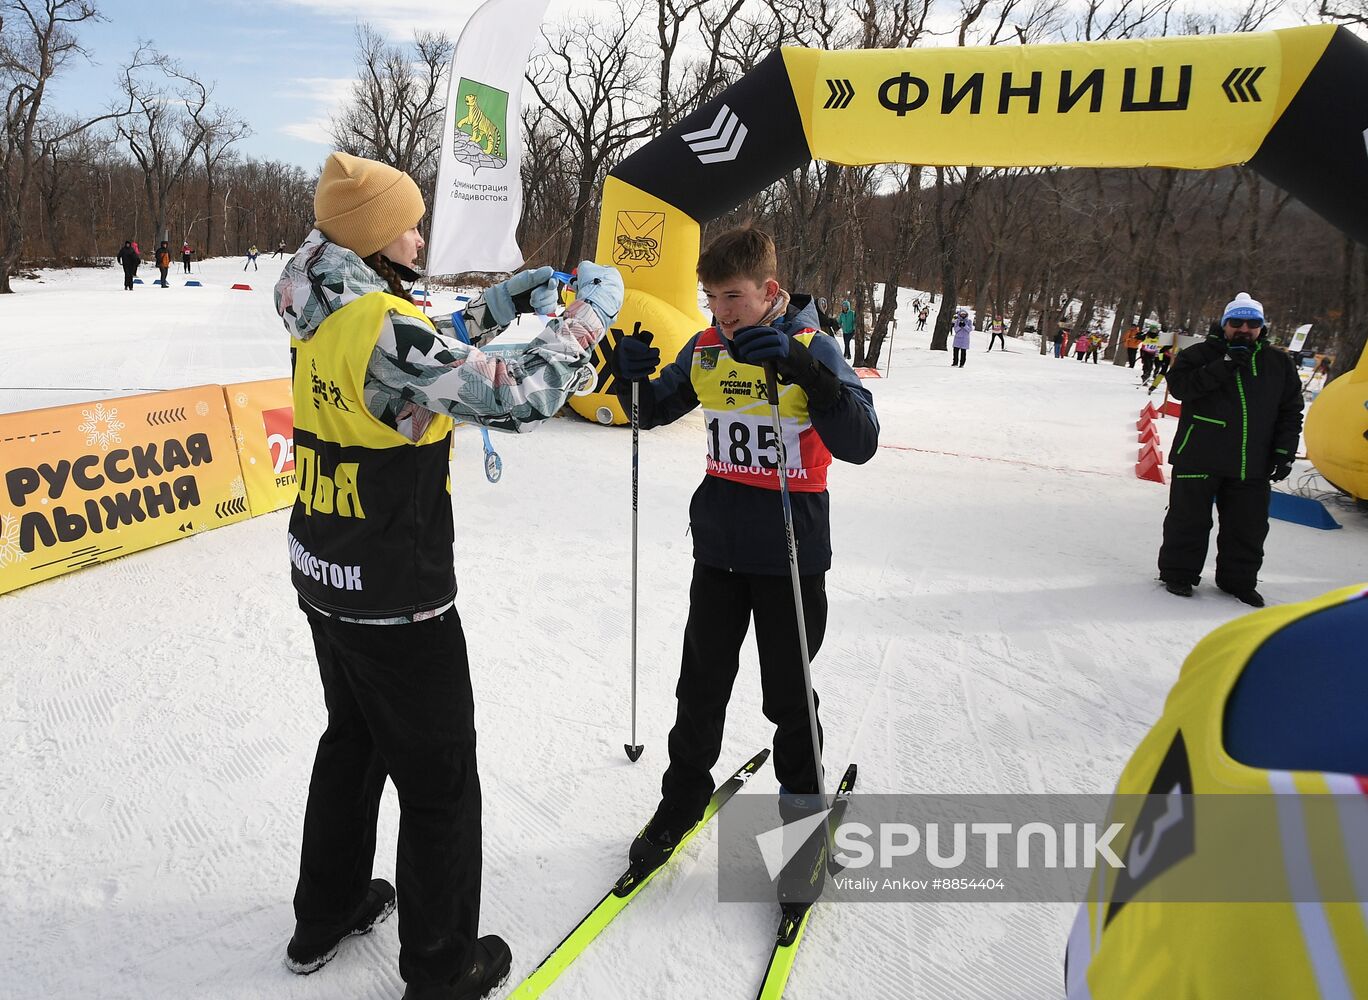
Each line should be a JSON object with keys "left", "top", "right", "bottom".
{"left": 295, "top": 607, "right": 481, "bottom": 987}
{"left": 1158, "top": 476, "right": 1271, "bottom": 590}
{"left": 842, "top": 332, "right": 854, "bottom": 359}
{"left": 987, "top": 332, "right": 1005, "bottom": 350}
{"left": 183, "top": 257, "right": 192, "bottom": 273}
{"left": 952, "top": 347, "right": 967, "bottom": 366}
{"left": 1127, "top": 348, "right": 1138, "bottom": 367}
{"left": 661, "top": 563, "right": 827, "bottom": 822}
{"left": 122, "top": 265, "right": 136, "bottom": 289}
{"left": 1141, "top": 355, "right": 1154, "bottom": 379}
{"left": 158, "top": 266, "right": 169, "bottom": 287}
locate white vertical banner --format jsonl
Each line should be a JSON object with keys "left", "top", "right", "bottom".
{"left": 426, "top": 0, "right": 551, "bottom": 276}
{"left": 1289, "top": 323, "right": 1312, "bottom": 352}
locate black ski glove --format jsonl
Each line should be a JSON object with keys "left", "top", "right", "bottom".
{"left": 1270, "top": 459, "right": 1294, "bottom": 483}
{"left": 731, "top": 326, "right": 842, "bottom": 410}
{"left": 1225, "top": 340, "right": 1253, "bottom": 366}
{"left": 612, "top": 330, "right": 659, "bottom": 383}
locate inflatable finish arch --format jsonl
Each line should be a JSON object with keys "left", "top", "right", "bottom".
{"left": 571, "top": 25, "right": 1368, "bottom": 499}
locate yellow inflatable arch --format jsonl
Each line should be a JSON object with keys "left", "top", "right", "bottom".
{"left": 569, "top": 24, "right": 1368, "bottom": 498}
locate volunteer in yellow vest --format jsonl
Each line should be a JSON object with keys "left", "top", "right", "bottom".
{"left": 274, "top": 151, "right": 624, "bottom": 1000}
{"left": 609, "top": 226, "right": 878, "bottom": 890}
{"left": 1066, "top": 583, "right": 1368, "bottom": 999}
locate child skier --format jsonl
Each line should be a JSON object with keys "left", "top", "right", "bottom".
{"left": 610, "top": 226, "right": 878, "bottom": 903}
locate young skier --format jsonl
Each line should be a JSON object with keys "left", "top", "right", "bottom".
{"left": 610, "top": 225, "right": 878, "bottom": 902}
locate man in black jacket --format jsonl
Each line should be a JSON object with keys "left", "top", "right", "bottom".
{"left": 117, "top": 240, "right": 139, "bottom": 290}
{"left": 1157, "top": 292, "right": 1304, "bottom": 607}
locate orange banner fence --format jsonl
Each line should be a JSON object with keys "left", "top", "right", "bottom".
{"left": 0, "top": 379, "right": 294, "bottom": 596}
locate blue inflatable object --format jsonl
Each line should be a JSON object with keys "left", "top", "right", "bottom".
{"left": 185, "top": 280, "right": 202, "bottom": 287}
{"left": 133, "top": 278, "right": 144, "bottom": 284}
{"left": 1269, "top": 490, "right": 1341, "bottom": 530}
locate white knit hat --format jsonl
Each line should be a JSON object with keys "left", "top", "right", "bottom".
{"left": 1221, "top": 292, "right": 1264, "bottom": 325}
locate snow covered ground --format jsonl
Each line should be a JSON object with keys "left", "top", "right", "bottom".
{"left": 2, "top": 260, "right": 1364, "bottom": 999}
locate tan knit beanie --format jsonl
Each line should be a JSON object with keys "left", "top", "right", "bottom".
{"left": 314, "top": 151, "right": 424, "bottom": 258}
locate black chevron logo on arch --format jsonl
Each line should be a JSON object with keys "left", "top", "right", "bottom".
{"left": 1221, "top": 66, "right": 1264, "bottom": 102}
{"left": 824, "top": 78, "right": 855, "bottom": 110}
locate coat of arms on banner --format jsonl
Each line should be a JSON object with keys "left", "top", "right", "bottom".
{"left": 612, "top": 211, "right": 665, "bottom": 270}
{"left": 452, "top": 79, "right": 509, "bottom": 172}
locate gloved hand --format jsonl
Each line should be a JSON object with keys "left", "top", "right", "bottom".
{"left": 729, "top": 324, "right": 790, "bottom": 365}
{"left": 484, "top": 266, "right": 558, "bottom": 327}
{"left": 1270, "top": 459, "right": 1294, "bottom": 483}
{"left": 1225, "top": 339, "right": 1252, "bottom": 366}
{"left": 613, "top": 331, "right": 659, "bottom": 382}
{"left": 572, "top": 261, "right": 624, "bottom": 326}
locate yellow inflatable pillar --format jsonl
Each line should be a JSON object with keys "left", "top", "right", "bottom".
{"left": 1305, "top": 340, "right": 1368, "bottom": 499}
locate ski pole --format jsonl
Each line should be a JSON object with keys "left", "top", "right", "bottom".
{"left": 762, "top": 363, "right": 827, "bottom": 819}
{"left": 625, "top": 379, "right": 644, "bottom": 763}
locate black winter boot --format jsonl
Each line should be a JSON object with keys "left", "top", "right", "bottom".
{"left": 1164, "top": 580, "right": 1194, "bottom": 598}
{"left": 284, "top": 878, "right": 396, "bottom": 974}
{"left": 402, "top": 936, "right": 512, "bottom": 1000}
{"left": 1219, "top": 584, "right": 1265, "bottom": 607}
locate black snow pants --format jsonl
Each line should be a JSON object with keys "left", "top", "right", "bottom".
{"left": 294, "top": 605, "right": 482, "bottom": 989}
{"left": 122, "top": 264, "right": 137, "bottom": 290}
{"left": 1158, "top": 475, "right": 1272, "bottom": 591}
{"left": 660, "top": 562, "right": 827, "bottom": 824}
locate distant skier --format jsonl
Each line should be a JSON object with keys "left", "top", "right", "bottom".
{"left": 272, "top": 239, "right": 287, "bottom": 259}
{"left": 117, "top": 240, "right": 139, "bottom": 290}
{"left": 244, "top": 244, "right": 259, "bottom": 270}
{"left": 181, "top": 242, "right": 193, "bottom": 273}
{"left": 916, "top": 303, "right": 929, "bottom": 331}
{"left": 986, "top": 314, "right": 1006, "bottom": 351}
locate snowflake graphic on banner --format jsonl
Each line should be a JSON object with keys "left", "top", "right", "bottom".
{"left": 0, "top": 513, "right": 24, "bottom": 568}
{"left": 230, "top": 476, "right": 246, "bottom": 500}
{"left": 77, "top": 402, "right": 125, "bottom": 452}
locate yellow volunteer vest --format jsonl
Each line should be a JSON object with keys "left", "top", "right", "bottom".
{"left": 1066, "top": 584, "right": 1368, "bottom": 999}
{"left": 689, "top": 328, "right": 831, "bottom": 492}
{"left": 289, "top": 291, "right": 456, "bottom": 619}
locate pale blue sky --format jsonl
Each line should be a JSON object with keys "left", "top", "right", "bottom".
{"left": 45, "top": 0, "right": 515, "bottom": 170}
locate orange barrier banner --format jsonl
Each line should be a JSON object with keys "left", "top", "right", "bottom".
{"left": 0, "top": 386, "right": 250, "bottom": 595}
{"left": 222, "top": 378, "right": 296, "bottom": 517}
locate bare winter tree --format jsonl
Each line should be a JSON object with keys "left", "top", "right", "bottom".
{"left": 1315, "top": 0, "right": 1368, "bottom": 24}
{"left": 196, "top": 113, "right": 249, "bottom": 258}
{"left": 525, "top": 0, "right": 657, "bottom": 269}
{"left": 327, "top": 23, "right": 452, "bottom": 207}
{"left": 0, "top": 0, "right": 125, "bottom": 291}
{"left": 115, "top": 44, "right": 232, "bottom": 251}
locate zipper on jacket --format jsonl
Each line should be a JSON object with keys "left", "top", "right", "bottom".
{"left": 1236, "top": 370, "right": 1249, "bottom": 480}
{"left": 1177, "top": 425, "right": 1194, "bottom": 455}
